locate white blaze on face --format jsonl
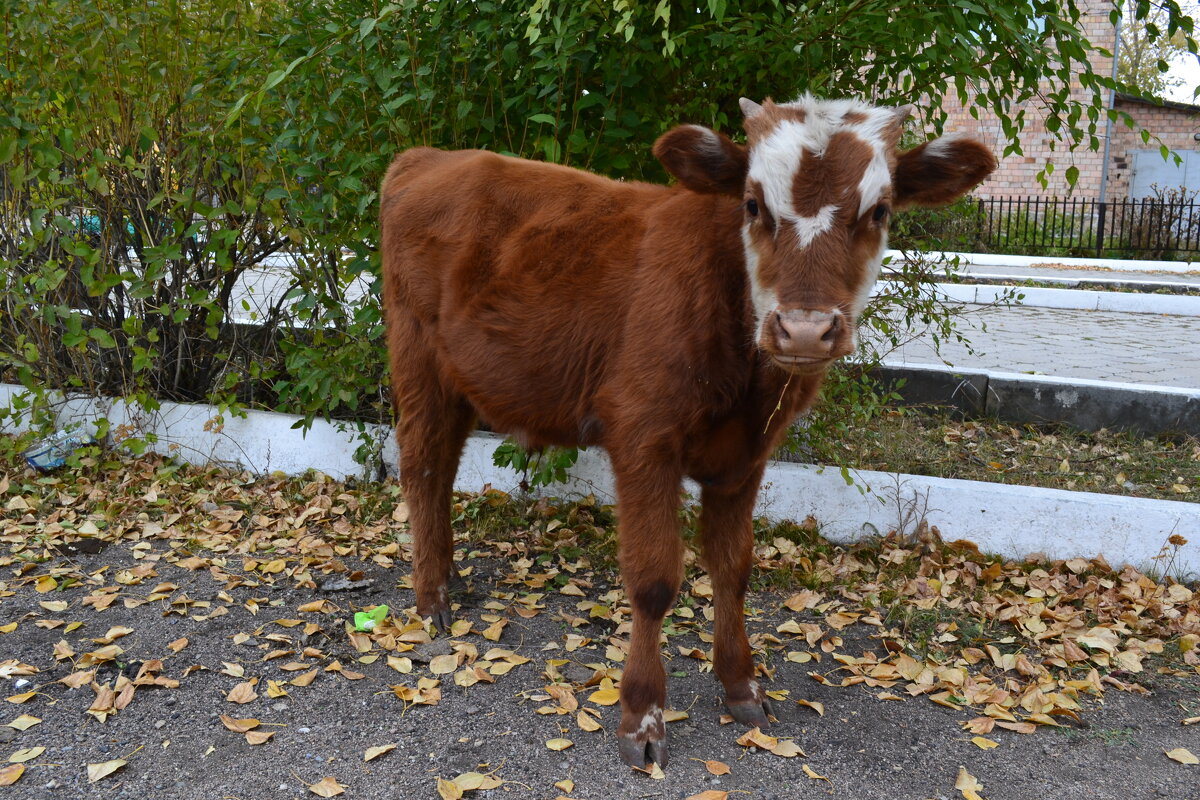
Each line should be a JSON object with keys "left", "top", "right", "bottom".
{"left": 742, "top": 224, "right": 775, "bottom": 335}
{"left": 741, "top": 96, "right": 903, "bottom": 334}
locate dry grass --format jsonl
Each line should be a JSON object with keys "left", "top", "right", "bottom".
{"left": 808, "top": 408, "right": 1200, "bottom": 503}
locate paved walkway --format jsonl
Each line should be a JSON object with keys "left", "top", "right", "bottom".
{"left": 883, "top": 304, "right": 1200, "bottom": 389}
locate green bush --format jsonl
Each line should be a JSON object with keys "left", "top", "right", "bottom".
{"left": 0, "top": 0, "right": 303, "bottom": 443}
{"left": 2, "top": 0, "right": 1195, "bottom": 473}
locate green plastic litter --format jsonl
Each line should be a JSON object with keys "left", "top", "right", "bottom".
{"left": 354, "top": 604, "right": 389, "bottom": 632}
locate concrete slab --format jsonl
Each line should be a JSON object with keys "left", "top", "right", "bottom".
{"left": 882, "top": 304, "right": 1200, "bottom": 389}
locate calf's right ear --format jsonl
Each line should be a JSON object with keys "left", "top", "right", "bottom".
{"left": 653, "top": 124, "right": 748, "bottom": 195}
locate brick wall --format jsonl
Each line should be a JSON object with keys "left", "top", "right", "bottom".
{"left": 1107, "top": 97, "right": 1200, "bottom": 198}
{"left": 933, "top": 0, "right": 1200, "bottom": 200}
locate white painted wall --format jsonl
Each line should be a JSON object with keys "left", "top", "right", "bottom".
{"left": 3, "top": 383, "right": 1197, "bottom": 577}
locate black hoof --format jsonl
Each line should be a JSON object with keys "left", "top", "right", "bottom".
{"left": 618, "top": 734, "right": 669, "bottom": 770}
{"left": 429, "top": 607, "right": 453, "bottom": 634}
{"left": 727, "top": 696, "right": 772, "bottom": 728}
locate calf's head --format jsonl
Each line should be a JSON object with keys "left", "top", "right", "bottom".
{"left": 654, "top": 96, "right": 996, "bottom": 374}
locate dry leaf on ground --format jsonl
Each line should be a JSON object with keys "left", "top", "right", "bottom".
{"left": 364, "top": 744, "right": 397, "bottom": 762}
{"left": 308, "top": 776, "right": 346, "bottom": 797}
{"left": 87, "top": 758, "right": 127, "bottom": 783}
{"left": 1166, "top": 747, "right": 1198, "bottom": 765}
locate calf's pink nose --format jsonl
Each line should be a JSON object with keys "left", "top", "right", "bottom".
{"left": 771, "top": 309, "right": 840, "bottom": 359}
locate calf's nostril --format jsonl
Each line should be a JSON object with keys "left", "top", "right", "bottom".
{"left": 821, "top": 315, "right": 840, "bottom": 342}
{"left": 775, "top": 311, "right": 789, "bottom": 340}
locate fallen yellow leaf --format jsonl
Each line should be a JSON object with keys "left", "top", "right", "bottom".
{"left": 684, "top": 791, "right": 728, "bottom": 800}
{"left": 364, "top": 744, "right": 397, "bottom": 762}
{"left": 308, "top": 776, "right": 346, "bottom": 797}
{"left": 291, "top": 669, "right": 319, "bottom": 687}
{"left": 704, "top": 760, "right": 731, "bottom": 776}
{"left": 802, "top": 764, "right": 830, "bottom": 783}
{"left": 219, "top": 715, "right": 260, "bottom": 733}
{"left": 5, "top": 715, "right": 40, "bottom": 731}
{"left": 770, "top": 739, "right": 805, "bottom": 758}
{"left": 245, "top": 730, "right": 274, "bottom": 745}
{"left": 87, "top": 758, "right": 127, "bottom": 783}
{"left": 971, "top": 736, "right": 999, "bottom": 750}
{"left": 0, "top": 763, "right": 23, "bottom": 786}
{"left": 736, "top": 727, "right": 778, "bottom": 750}
{"left": 587, "top": 679, "right": 620, "bottom": 706}
{"left": 8, "top": 746, "right": 45, "bottom": 763}
{"left": 796, "top": 698, "right": 825, "bottom": 716}
{"left": 576, "top": 711, "right": 601, "bottom": 732}
{"left": 226, "top": 680, "right": 258, "bottom": 704}
{"left": 1166, "top": 747, "right": 1198, "bottom": 765}
{"left": 545, "top": 738, "right": 573, "bottom": 751}
{"left": 955, "top": 766, "right": 985, "bottom": 800}
{"left": 452, "top": 772, "right": 502, "bottom": 791}
{"left": 429, "top": 654, "right": 459, "bottom": 675}
{"left": 436, "top": 777, "right": 463, "bottom": 800}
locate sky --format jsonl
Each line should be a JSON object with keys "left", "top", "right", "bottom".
{"left": 1160, "top": 2, "right": 1200, "bottom": 104}
{"left": 1165, "top": 51, "right": 1200, "bottom": 104}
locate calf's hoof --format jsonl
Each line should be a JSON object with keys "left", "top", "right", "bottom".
{"left": 416, "top": 586, "right": 453, "bottom": 633}
{"left": 727, "top": 695, "right": 773, "bottom": 728}
{"left": 618, "top": 732, "right": 669, "bottom": 770}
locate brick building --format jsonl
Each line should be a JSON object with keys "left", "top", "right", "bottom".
{"left": 938, "top": 1, "right": 1200, "bottom": 200}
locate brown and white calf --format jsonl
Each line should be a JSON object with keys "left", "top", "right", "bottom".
{"left": 379, "top": 96, "right": 994, "bottom": 768}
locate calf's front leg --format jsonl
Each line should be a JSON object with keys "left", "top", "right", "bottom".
{"left": 611, "top": 463, "right": 684, "bottom": 768}
{"left": 699, "top": 479, "right": 772, "bottom": 727}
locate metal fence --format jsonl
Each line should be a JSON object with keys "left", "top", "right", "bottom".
{"left": 974, "top": 195, "right": 1200, "bottom": 257}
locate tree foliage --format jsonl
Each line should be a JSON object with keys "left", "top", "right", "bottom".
{"left": 1118, "top": 0, "right": 1198, "bottom": 98}
{"left": 2, "top": 0, "right": 1198, "bottom": 463}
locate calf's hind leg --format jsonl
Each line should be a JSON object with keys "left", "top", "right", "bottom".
{"left": 394, "top": 374, "right": 475, "bottom": 632}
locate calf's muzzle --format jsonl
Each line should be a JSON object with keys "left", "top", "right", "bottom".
{"left": 767, "top": 308, "right": 849, "bottom": 368}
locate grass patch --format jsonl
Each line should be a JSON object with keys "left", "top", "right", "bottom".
{"left": 806, "top": 407, "right": 1199, "bottom": 503}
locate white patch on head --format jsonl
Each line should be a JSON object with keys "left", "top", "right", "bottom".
{"left": 742, "top": 224, "right": 775, "bottom": 337}
{"left": 848, "top": 236, "right": 889, "bottom": 349}
{"left": 791, "top": 204, "right": 838, "bottom": 248}
{"left": 747, "top": 119, "right": 807, "bottom": 221}
{"left": 748, "top": 96, "right": 902, "bottom": 226}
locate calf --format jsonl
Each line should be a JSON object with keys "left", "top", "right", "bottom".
{"left": 379, "top": 95, "right": 994, "bottom": 768}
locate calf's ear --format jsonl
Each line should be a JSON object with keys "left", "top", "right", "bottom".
{"left": 653, "top": 124, "right": 748, "bottom": 195}
{"left": 893, "top": 136, "right": 997, "bottom": 209}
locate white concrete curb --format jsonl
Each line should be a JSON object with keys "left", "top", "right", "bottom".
{"left": 3, "top": 383, "right": 1196, "bottom": 577}
{"left": 886, "top": 249, "right": 1199, "bottom": 273}
{"left": 875, "top": 281, "right": 1200, "bottom": 316}
{"left": 879, "top": 362, "right": 1200, "bottom": 401}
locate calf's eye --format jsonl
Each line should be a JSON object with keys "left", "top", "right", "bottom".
{"left": 872, "top": 203, "right": 890, "bottom": 222}
{"left": 745, "top": 198, "right": 759, "bottom": 217}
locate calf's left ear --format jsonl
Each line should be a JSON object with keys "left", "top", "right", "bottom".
{"left": 653, "top": 124, "right": 748, "bottom": 195}
{"left": 893, "top": 136, "right": 997, "bottom": 209}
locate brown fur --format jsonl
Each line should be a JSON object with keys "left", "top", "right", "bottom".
{"left": 380, "top": 102, "right": 994, "bottom": 767}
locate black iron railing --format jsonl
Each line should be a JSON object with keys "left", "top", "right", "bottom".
{"left": 974, "top": 195, "right": 1200, "bottom": 257}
